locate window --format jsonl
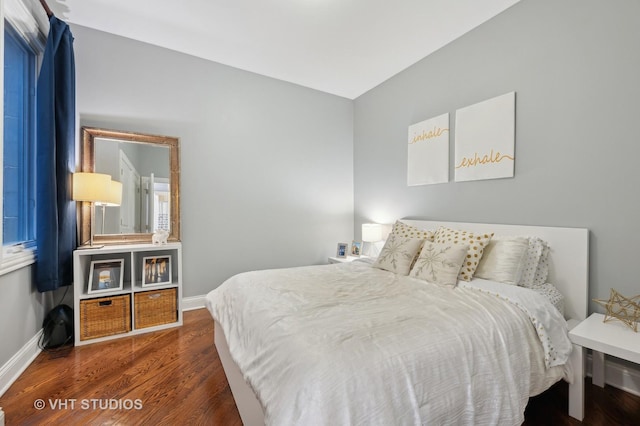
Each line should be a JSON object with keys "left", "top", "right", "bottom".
{"left": 1, "top": 22, "right": 38, "bottom": 272}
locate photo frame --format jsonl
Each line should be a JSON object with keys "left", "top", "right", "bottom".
{"left": 142, "top": 255, "right": 172, "bottom": 287}
{"left": 88, "top": 259, "right": 124, "bottom": 294}
{"left": 351, "top": 241, "right": 362, "bottom": 257}
{"left": 336, "top": 243, "right": 349, "bottom": 259}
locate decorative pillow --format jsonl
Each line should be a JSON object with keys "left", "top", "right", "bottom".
{"left": 372, "top": 234, "right": 425, "bottom": 275}
{"left": 409, "top": 241, "right": 468, "bottom": 287}
{"left": 518, "top": 237, "right": 548, "bottom": 288}
{"left": 474, "top": 237, "right": 529, "bottom": 285}
{"left": 433, "top": 227, "right": 493, "bottom": 281}
{"left": 391, "top": 220, "right": 435, "bottom": 241}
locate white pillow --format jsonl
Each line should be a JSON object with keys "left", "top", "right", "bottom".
{"left": 531, "top": 282, "right": 564, "bottom": 316}
{"left": 519, "top": 237, "right": 549, "bottom": 288}
{"left": 372, "top": 234, "right": 425, "bottom": 276}
{"left": 474, "top": 237, "right": 529, "bottom": 285}
{"left": 533, "top": 243, "right": 550, "bottom": 286}
{"left": 409, "top": 241, "right": 468, "bottom": 287}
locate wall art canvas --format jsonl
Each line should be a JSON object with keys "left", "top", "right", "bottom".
{"left": 407, "top": 113, "right": 449, "bottom": 186}
{"left": 454, "top": 92, "right": 515, "bottom": 182}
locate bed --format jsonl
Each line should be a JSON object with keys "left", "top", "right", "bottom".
{"left": 205, "top": 220, "right": 589, "bottom": 425}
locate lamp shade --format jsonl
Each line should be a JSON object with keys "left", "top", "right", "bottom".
{"left": 102, "top": 180, "right": 122, "bottom": 206}
{"left": 362, "top": 223, "right": 392, "bottom": 242}
{"left": 72, "top": 173, "right": 112, "bottom": 203}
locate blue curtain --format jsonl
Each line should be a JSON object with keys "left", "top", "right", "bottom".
{"left": 35, "top": 16, "right": 76, "bottom": 293}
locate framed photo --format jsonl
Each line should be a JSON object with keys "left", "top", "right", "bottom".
{"left": 88, "top": 259, "right": 124, "bottom": 294}
{"left": 336, "top": 243, "right": 349, "bottom": 258}
{"left": 142, "top": 255, "right": 172, "bottom": 287}
{"left": 351, "top": 241, "right": 362, "bottom": 257}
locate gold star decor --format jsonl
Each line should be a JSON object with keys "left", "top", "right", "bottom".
{"left": 593, "top": 289, "right": 640, "bottom": 332}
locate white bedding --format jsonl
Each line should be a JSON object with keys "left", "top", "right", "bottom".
{"left": 206, "top": 261, "right": 571, "bottom": 426}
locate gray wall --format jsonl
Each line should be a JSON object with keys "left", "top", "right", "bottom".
{"left": 354, "top": 0, "right": 640, "bottom": 312}
{"left": 73, "top": 25, "right": 354, "bottom": 297}
{"left": 0, "top": 267, "right": 50, "bottom": 370}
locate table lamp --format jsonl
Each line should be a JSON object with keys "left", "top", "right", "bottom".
{"left": 72, "top": 172, "right": 111, "bottom": 248}
{"left": 362, "top": 223, "right": 392, "bottom": 257}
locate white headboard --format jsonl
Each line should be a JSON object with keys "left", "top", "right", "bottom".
{"left": 401, "top": 219, "right": 589, "bottom": 321}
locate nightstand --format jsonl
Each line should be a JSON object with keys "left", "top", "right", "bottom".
{"left": 568, "top": 313, "right": 640, "bottom": 420}
{"left": 328, "top": 256, "right": 360, "bottom": 264}
{"left": 329, "top": 256, "right": 371, "bottom": 263}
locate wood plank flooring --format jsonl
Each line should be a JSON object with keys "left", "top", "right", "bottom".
{"left": 1, "top": 308, "right": 639, "bottom": 425}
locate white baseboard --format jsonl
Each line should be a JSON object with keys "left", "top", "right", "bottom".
{"left": 0, "top": 407, "right": 4, "bottom": 426}
{"left": 587, "top": 353, "right": 640, "bottom": 397}
{"left": 0, "top": 330, "right": 42, "bottom": 397}
{"left": 182, "top": 295, "right": 206, "bottom": 311}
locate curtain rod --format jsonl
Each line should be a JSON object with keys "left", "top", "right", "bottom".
{"left": 39, "top": 0, "right": 53, "bottom": 18}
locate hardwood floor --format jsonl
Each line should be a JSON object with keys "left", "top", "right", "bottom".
{"left": 0, "top": 308, "right": 241, "bottom": 425}
{"left": 1, "top": 308, "right": 639, "bottom": 425}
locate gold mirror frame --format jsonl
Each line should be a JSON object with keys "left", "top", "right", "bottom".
{"left": 79, "top": 127, "right": 180, "bottom": 245}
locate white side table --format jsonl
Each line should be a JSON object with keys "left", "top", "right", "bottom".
{"left": 328, "top": 256, "right": 360, "bottom": 264}
{"left": 568, "top": 313, "right": 640, "bottom": 420}
{"left": 328, "top": 256, "right": 373, "bottom": 264}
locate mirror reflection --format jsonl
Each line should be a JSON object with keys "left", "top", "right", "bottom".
{"left": 93, "top": 138, "right": 171, "bottom": 235}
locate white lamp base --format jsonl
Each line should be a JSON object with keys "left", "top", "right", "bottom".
{"left": 363, "top": 241, "right": 384, "bottom": 258}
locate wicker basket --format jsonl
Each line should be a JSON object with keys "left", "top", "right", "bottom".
{"left": 80, "top": 294, "right": 131, "bottom": 341}
{"left": 134, "top": 288, "right": 177, "bottom": 329}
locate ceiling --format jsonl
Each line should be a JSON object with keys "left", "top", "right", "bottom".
{"left": 48, "top": 0, "right": 520, "bottom": 99}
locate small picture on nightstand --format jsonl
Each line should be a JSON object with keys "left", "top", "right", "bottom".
{"left": 351, "top": 241, "right": 362, "bottom": 257}
{"left": 88, "top": 259, "right": 124, "bottom": 294}
{"left": 336, "top": 243, "right": 349, "bottom": 258}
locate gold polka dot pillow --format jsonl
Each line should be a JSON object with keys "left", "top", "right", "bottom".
{"left": 433, "top": 226, "right": 494, "bottom": 281}
{"left": 391, "top": 220, "right": 435, "bottom": 241}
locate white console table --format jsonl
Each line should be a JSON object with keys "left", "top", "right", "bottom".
{"left": 568, "top": 313, "right": 640, "bottom": 420}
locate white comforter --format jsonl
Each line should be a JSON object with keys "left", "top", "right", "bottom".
{"left": 206, "top": 261, "right": 570, "bottom": 426}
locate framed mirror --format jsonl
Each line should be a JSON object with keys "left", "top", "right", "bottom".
{"left": 79, "top": 127, "right": 180, "bottom": 245}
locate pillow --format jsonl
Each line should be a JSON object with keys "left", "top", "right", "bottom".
{"left": 531, "top": 282, "right": 564, "bottom": 316}
{"left": 409, "top": 241, "right": 468, "bottom": 287}
{"left": 433, "top": 227, "right": 493, "bottom": 281}
{"left": 518, "top": 237, "right": 548, "bottom": 288}
{"left": 474, "top": 237, "right": 529, "bottom": 285}
{"left": 372, "top": 234, "right": 425, "bottom": 275}
{"left": 533, "top": 243, "right": 550, "bottom": 286}
{"left": 391, "top": 220, "right": 435, "bottom": 241}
